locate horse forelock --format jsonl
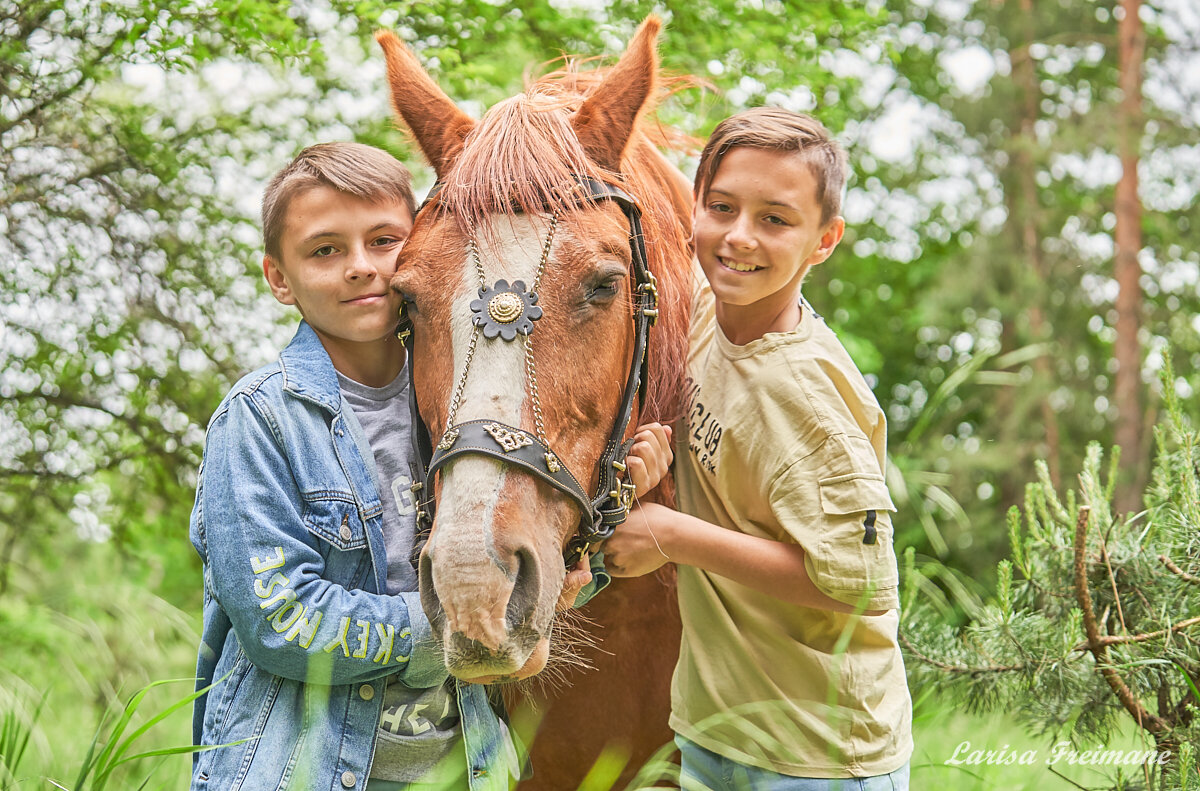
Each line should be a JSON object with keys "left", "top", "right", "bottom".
{"left": 438, "top": 87, "right": 612, "bottom": 241}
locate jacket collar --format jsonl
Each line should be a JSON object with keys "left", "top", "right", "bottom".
{"left": 278, "top": 321, "right": 343, "bottom": 414}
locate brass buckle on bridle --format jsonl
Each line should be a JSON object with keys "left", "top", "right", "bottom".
{"left": 639, "top": 271, "right": 659, "bottom": 326}
{"left": 610, "top": 480, "right": 637, "bottom": 515}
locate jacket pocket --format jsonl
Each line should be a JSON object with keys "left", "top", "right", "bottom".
{"left": 817, "top": 472, "right": 895, "bottom": 515}
{"left": 303, "top": 496, "right": 368, "bottom": 551}
{"left": 813, "top": 473, "right": 899, "bottom": 601}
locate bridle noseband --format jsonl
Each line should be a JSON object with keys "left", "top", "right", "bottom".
{"left": 398, "top": 177, "right": 659, "bottom": 569}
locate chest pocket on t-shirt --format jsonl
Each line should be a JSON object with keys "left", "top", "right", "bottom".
{"left": 814, "top": 472, "right": 899, "bottom": 598}
{"left": 303, "top": 497, "right": 371, "bottom": 585}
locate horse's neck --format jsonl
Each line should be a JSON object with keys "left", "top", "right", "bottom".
{"left": 636, "top": 143, "right": 694, "bottom": 234}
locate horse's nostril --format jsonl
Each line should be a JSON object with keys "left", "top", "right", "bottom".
{"left": 505, "top": 546, "right": 540, "bottom": 630}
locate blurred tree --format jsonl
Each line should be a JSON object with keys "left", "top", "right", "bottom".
{"left": 847, "top": 0, "right": 1200, "bottom": 578}
{"left": 0, "top": 0, "right": 379, "bottom": 602}
{"left": 1114, "top": 0, "right": 1146, "bottom": 513}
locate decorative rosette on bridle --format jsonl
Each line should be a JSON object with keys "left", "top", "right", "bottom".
{"left": 470, "top": 279, "right": 543, "bottom": 340}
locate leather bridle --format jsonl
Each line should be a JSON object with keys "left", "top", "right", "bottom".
{"left": 398, "top": 177, "right": 659, "bottom": 569}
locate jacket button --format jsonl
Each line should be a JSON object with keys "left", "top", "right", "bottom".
{"left": 340, "top": 524, "right": 352, "bottom": 541}
{"left": 359, "top": 684, "right": 374, "bottom": 700}
{"left": 340, "top": 770, "right": 356, "bottom": 787}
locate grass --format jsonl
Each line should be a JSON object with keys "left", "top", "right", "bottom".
{"left": 0, "top": 541, "right": 200, "bottom": 790}
{"left": 911, "top": 686, "right": 1171, "bottom": 791}
{"left": 2, "top": 649, "right": 1171, "bottom": 790}
{"left": 0, "top": 540, "right": 1180, "bottom": 790}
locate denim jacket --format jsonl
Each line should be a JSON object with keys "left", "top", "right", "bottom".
{"left": 190, "top": 322, "right": 518, "bottom": 791}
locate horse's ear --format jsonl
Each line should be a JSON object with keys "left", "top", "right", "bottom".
{"left": 572, "top": 16, "right": 661, "bottom": 173}
{"left": 375, "top": 30, "right": 476, "bottom": 178}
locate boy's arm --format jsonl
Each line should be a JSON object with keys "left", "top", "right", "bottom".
{"left": 605, "top": 503, "right": 885, "bottom": 615}
{"left": 197, "top": 394, "right": 446, "bottom": 688}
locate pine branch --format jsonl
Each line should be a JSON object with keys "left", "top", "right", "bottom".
{"left": 1160, "top": 555, "right": 1200, "bottom": 585}
{"left": 1171, "top": 676, "right": 1196, "bottom": 727}
{"left": 1047, "top": 766, "right": 1093, "bottom": 791}
{"left": 899, "top": 632, "right": 1027, "bottom": 674}
{"left": 1099, "top": 536, "right": 1128, "bottom": 636}
{"left": 1070, "top": 616, "right": 1200, "bottom": 650}
{"left": 1073, "top": 505, "right": 1170, "bottom": 735}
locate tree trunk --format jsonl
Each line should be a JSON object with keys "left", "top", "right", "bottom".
{"left": 1014, "top": 0, "right": 1063, "bottom": 487}
{"left": 1114, "top": 0, "right": 1145, "bottom": 515}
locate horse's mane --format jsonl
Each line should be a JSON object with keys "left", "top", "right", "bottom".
{"left": 438, "top": 62, "right": 695, "bottom": 439}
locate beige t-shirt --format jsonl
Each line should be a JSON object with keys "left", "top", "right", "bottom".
{"left": 670, "top": 272, "right": 913, "bottom": 778}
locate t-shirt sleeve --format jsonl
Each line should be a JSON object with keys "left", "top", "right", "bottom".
{"left": 768, "top": 433, "right": 901, "bottom": 611}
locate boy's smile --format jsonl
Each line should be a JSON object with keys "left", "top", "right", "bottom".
{"left": 694, "top": 147, "right": 844, "bottom": 344}
{"left": 263, "top": 185, "right": 414, "bottom": 384}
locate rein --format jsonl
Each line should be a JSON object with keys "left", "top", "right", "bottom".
{"left": 398, "top": 177, "right": 659, "bottom": 569}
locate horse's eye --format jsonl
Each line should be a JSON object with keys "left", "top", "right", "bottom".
{"left": 586, "top": 278, "right": 622, "bottom": 304}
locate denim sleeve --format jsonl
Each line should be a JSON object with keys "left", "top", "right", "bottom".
{"left": 197, "top": 393, "right": 447, "bottom": 688}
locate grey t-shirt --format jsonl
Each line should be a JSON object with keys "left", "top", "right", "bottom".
{"left": 337, "top": 368, "right": 461, "bottom": 782}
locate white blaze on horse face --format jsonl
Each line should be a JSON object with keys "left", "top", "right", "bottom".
{"left": 427, "top": 214, "right": 564, "bottom": 640}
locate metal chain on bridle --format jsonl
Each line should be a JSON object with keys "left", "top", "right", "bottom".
{"left": 397, "top": 177, "right": 659, "bottom": 569}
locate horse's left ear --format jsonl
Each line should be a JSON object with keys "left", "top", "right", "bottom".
{"left": 376, "top": 29, "right": 476, "bottom": 178}
{"left": 572, "top": 16, "right": 661, "bottom": 173}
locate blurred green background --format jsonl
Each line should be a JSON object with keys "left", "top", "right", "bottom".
{"left": 2, "top": 0, "right": 1198, "bottom": 787}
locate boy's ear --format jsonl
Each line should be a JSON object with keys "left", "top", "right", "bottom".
{"left": 263, "top": 255, "right": 296, "bottom": 306}
{"left": 810, "top": 217, "right": 846, "bottom": 267}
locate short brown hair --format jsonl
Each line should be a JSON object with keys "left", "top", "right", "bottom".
{"left": 694, "top": 107, "right": 847, "bottom": 226}
{"left": 261, "top": 142, "right": 417, "bottom": 260}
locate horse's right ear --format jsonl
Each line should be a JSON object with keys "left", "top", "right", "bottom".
{"left": 571, "top": 16, "right": 661, "bottom": 173}
{"left": 375, "top": 30, "right": 476, "bottom": 178}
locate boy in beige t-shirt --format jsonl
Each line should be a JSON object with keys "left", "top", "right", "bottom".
{"left": 605, "top": 107, "right": 912, "bottom": 789}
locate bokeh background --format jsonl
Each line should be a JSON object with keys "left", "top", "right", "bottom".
{"left": 2, "top": 0, "right": 1199, "bottom": 787}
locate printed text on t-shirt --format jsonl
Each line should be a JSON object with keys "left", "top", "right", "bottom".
{"left": 684, "top": 376, "right": 722, "bottom": 474}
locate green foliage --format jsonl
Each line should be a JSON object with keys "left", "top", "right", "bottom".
{"left": 68, "top": 678, "right": 218, "bottom": 791}
{"left": 820, "top": 0, "right": 1200, "bottom": 584}
{"left": 4, "top": 0, "right": 1200, "bottom": 786}
{"left": 0, "top": 537, "right": 200, "bottom": 786}
{"left": 903, "top": 363, "right": 1200, "bottom": 789}
{"left": 1, "top": 672, "right": 235, "bottom": 791}
{"left": 0, "top": 692, "right": 43, "bottom": 788}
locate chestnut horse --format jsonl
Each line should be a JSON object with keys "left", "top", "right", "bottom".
{"left": 376, "top": 17, "right": 692, "bottom": 789}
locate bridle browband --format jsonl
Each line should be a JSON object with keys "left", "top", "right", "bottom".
{"left": 398, "top": 176, "right": 659, "bottom": 569}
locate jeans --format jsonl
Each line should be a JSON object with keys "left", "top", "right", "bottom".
{"left": 677, "top": 736, "right": 909, "bottom": 791}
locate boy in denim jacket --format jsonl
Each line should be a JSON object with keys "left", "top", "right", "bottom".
{"left": 189, "top": 143, "right": 540, "bottom": 791}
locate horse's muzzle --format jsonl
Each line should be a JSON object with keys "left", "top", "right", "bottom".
{"left": 418, "top": 531, "right": 549, "bottom": 679}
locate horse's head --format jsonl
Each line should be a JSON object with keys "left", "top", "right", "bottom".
{"left": 376, "top": 18, "right": 691, "bottom": 682}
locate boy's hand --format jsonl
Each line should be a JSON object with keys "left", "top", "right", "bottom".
{"left": 605, "top": 502, "right": 675, "bottom": 578}
{"left": 556, "top": 553, "right": 593, "bottom": 611}
{"left": 626, "top": 422, "right": 673, "bottom": 495}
